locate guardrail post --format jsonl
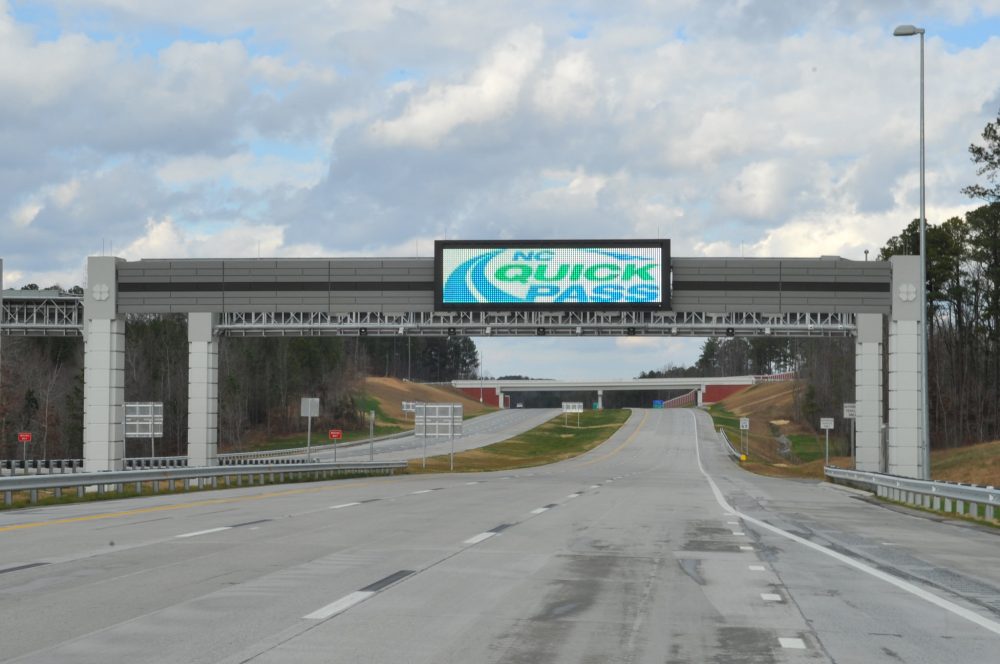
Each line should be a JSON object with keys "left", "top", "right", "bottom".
{"left": 29, "top": 489, "right": 38, "bottom": 504}
{"left": 55, "top": 487, "right": 62, "bottom": 499}
{"left": 956, "top": 499, "right": 965, "bottom": 515}
{"left": 987, "top": 504, "right": 995, "bottom": 521}
{"left": 4, "top": 490, "right": 11, "bottom": 506}
{"left": 77, "top": 486, "right": 84, "bottom": 498}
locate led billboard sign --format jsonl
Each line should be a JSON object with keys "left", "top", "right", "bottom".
{"left": 435, "top": 240, "right": 670, "bottom": 310}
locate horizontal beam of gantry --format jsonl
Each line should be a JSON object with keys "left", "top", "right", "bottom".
{"left": 452, "top": 376, "right": 758, "bottom": 393}
{"left": 116, "top": 256, "right": 891, "bottom": 315}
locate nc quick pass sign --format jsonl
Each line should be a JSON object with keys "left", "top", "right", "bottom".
{"left": 434, "top": 240, "right": 670, "bottom": 310}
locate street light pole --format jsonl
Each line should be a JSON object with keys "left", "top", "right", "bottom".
{"left": 894, "top": 24, "right": 931, "bottom": 480}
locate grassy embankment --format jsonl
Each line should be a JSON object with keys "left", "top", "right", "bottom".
{"left": 408, "top": 409, "right": 631, "bottom": 473}
{"left": 229, "top": 377, "right": 495, "bottom": 453}
{"left": 706, "top": 381, "right": 1000, "bottom": 486}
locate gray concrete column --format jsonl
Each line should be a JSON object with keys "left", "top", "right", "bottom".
{"left": 855, "top": 313, "right": 884, "bottom": 472}
{"left": 83, "top": 257, "right": 125, "bottom": 472}
{"left": 597, "top": 389, "right": 603, "bottom": 410}
{"left": 187, "top": 312, "right": 219, "bottom": 466}
{"left": 887, "top": 256, "right": 924, "bottom": 478}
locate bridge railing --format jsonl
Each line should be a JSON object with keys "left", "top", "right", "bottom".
{"left": 1, "top": 459, "right": 83, "bottom": 475}
{"left": 825, "top": 466, "right": 999, "bottom": 522}
{"left": 1, "top": 461, "right": 408, "bottom": 507}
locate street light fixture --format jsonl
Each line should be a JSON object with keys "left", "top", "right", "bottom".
{"left": 893, "top": 23, "right": 931, "bottom": 480}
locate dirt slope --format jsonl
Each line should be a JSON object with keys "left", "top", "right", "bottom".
{"left": 364, "top": 377, "right": 493, "bottom": 423}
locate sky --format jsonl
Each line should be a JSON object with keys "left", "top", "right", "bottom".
{"left": 2, "top": 1, "right": 999, "bottom": 379}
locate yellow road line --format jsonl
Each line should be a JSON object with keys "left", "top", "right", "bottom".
{"left": 577, "top": 410, "right": 651, "bottom": 467}
{"left": 0, "top": 479, "right": 385, "bottom": 534}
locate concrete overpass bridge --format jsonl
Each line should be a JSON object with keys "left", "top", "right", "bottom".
{"left": 451, "top": 375, "right": 767, "bottom": 409}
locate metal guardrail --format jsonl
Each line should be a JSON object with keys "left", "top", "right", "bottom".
{"left": 825, "top": 466, "right": 999, "bottom": 522}
{"left": 218, "top": 430, "right": 413, "bottom": 460}
{"left": 1, "top": 459, "right": 83, "bottom": 475}
{"left": 718, "top": 428, "right": 742, "bottom": 460}
{"left": 1, "top": 461, "right": 408, "bottom": 507}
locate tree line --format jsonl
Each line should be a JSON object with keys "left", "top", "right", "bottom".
{"left": 0, "top": 312, "right": 481, "bottom": 459}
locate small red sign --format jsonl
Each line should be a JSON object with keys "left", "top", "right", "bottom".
{"left": 328, "top": 429, "right": 343, "bottom": 440}
{"left": 17, "top": 432, "right": 32, "bottom": 443}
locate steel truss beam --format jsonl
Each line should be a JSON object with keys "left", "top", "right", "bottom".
{"left": 217, "top": 310, "right": 856, "bottom": 338}
{"left": 0, "top": 295, "right": 84, "bottom": 336}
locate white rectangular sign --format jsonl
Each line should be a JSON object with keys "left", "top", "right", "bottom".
{"left": 414, "top": 403, "right": 463, "bottom": 437}
{"left": 820, "top": 417, "right": 835, "bottom": 430}
{"left": 842, "top": 403, "right": 856, "bottom": 419}
{"left": 300, "top": 397, "right": 320, "bottom": 417}
{"left": 562, "top": 402, "right": 584, "bottom": 413}
{"left": 124, "top": 402, "right": 163, "bottom": 438}
{"left": 402, "top": 401, "right": 417, "bottom": 412}
{"left": 739, "top": 417, "right": 750, "bottom": 431}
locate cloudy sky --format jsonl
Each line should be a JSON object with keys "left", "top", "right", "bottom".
{"left": 2, "top": 1, "right": 999, "bottom": 378}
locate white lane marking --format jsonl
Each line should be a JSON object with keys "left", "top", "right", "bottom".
{"left": 761, "top": 593, "right": 783, "bottom": 602}
{"left": 304, "top": 590, "right": 374, "bottom": 620}
{"left": 727, "top": 521, "right": 739, "bottom": 525}
{"left": 739, "top": 546, "right": 754, "bottom": 551}
{"left": 410, "top": 490, "right": 433, "bottom": 495}
{"left": 530, "top": 507, "right": 550, "bottom": 515}
{"left": 779, "top": 637, "right": 806, "bottom": 649}
{"left": 687, "top": 410, "right": 1000, "bottom": 637}
{"left": 566, "top": 493, "right": 582, "bottom": 499}
{"left": 464, "top": 532, "right": 496, "bottom": 545}
{"left": 250, "top": 527, "right": 260, "bottom": 530}
{"left": 589, "top": 485, "right": 600, "bottom": 489}
{"left": 749, "top": 565, "right": 766, "bottom": 571}
{"left": 175, "top": 527, "right": 231, "bottom": 539}
{"left": 732, "top": 531, "right": 745, "bottom": 536}
{"left": 330, "top": 502, "right": 361, "bottom": 509}
{"left": 465, "top": 481, "right": 480, "bottom": 485}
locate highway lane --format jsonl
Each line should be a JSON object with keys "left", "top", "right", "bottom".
{"left": 0, "top": 408, "right": 998, "bottom": 662}
{"left": 312, "top": 408, "right": 561, "bottom": 462}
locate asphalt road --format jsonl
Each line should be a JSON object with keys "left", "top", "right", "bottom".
{"left": 1, "top": 408, "right": 998, "bottom": 663}
{"left": 314, "top": 408, "right": 561, "bottom": 462}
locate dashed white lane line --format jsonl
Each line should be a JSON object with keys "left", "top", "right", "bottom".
{"left": 465, "top": 481, "right": 480, "bottom": 485}
{"left": 410, "top": 490, "right": 433, "bottom": 495}
{"left": 464, "top": 532, "right": 496, "bottom": 545}
{"left": 739, "top": 545, "right": 754, "bottom": 551}
{"left": 589, "top": 485, "right": 600, "bottom": 489}
{"left": 749, "top": 565, "right": 766, "bottom": 571}
{"left": 727, "top": 521, "right": 739, "bottom": 525}
{"left": 175, "top": 526, "right": 231, "bottom": 539}
{"left": 761, "top": 593, "right": 783, "bottom": 602}
{"left": 732, "top": 531, "right": 746, "bottom": 536}
{"left": 779, "top": 637, "right": 806, "bottom": 649}
{"left": 304, "top": 591, "right": 374, "bottom": 620}
{"left": 530, "top": 507, "right": 550, "bottom": 515}
{"left": 566, "top": 492, "right": 582, "bottom": 499}
{"left": 330, "top": 502, "right": 361, "bottom": 510}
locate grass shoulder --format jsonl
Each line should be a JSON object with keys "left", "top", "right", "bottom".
{"left": 409, "top": 409, "right": 631, "bottom": 473}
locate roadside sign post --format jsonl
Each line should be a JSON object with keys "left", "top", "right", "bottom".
{"left": 18, "top": 432, "right": 31, "bottom": 464}
{"left": 843, "top": 403, "right": 856, "bottom": 460}
{"left": 369, "top": 410, "right": 375, "bottom": 462}
{"left": 449, "top": 403, "right": 455, "bottom": 471}
{"left": 421, "top": 403, "right": 427, "bottom": 469}
{"left": 739, "top": 417, "right": 750, "bottom": 459}
{"left": 300, "top": 398, "right": 320, "bottom": 462}
{"left": 820, "top": 417, "right": 835, "bottom": 465}
{"left": 328, "top": 429, "right": 342, "bottom": 462}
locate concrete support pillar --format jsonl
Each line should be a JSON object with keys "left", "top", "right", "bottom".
{"left": 888, "top": 256, "right": 925, "bottom": 478}
{"left": 497, "top": 390, "right": 504, "bottom": 409}
{"left": 187, "top": 312, "right": 219, "bottom": 467}
{"left": 597, "top": 389, "right": 603, "bottom": 410}
{"left": 83, "top": 257, "right": 125, "bottom": 472}
{"left": 855, "top": 313, "right": 884, "bottom": 472}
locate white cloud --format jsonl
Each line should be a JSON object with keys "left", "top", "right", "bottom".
{"left": 370, "top": 25, "right": 544, "bottom": 146}
{"left": 533, "top": 51, "right": 599, "bottom": 120}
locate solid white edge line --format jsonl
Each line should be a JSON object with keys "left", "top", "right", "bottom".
{"left": 778, "top": 637, "right": 806, "bottom": 649}
{"left": 464, "top": 532, "right": 495, "bottom": 545}
{"left": 687, "top": 410, "right": 1000, "bottom": 637}
{"left": 175, "top": 527, "right": 231, "bottom": 539}
{"left": 303, "top": 590, "right": 375, "bottom": 620}
{"left": 330, "top": 502, "right": 362, "bottom": 509}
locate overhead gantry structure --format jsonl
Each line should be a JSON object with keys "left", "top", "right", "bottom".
{"left": 0, "top": 251, "right": 924, "bottom": 478}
